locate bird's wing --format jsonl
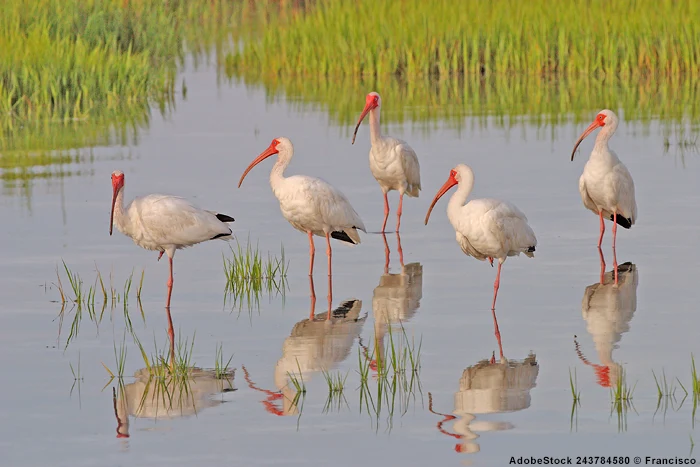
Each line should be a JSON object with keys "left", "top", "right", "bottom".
{"left": 464, "top": 199, "right": 536, "bottom": 256}
{"left": 293, "top": 175, "right": 366, "bottom": 232}
{"left": 395, "top": 141, "right": 421, "bottom": 193}
{"left": 130, "top": 194, "right": 231, "bottom": 247}
{"left": 578, "top": 175, "right": 599, "bottom": 214}
{"left": 609, "top": 159, "right": 637, "bottom": 224}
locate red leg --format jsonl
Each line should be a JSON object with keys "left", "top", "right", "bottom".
{"left": 612, "top": 212, "right": 618, "bottom": 250}
{"left": 491, "top": 262, "right": 502, "bottom": 311}
{"left": 165, "top": 304, "right": 175, "bottom": 369}
{"left": 157, "top": 251, "right": 164, "bottom": 261}
{"left": 598, "top": 211, "right": 606, "bottom": 248}
{"left": 325, "top": 233, "right": 333, "bottom": 307}
{"left": 308, "top": 276, "right": 316, "bottom": 320}
{"left": 396, "top": 232, "right": 404, "bottom": 267}
{"left": 396, "top": 193, "right": 404, "bottom": 232}
{"left": 491, "top": 304, "right": 505, "bottom": 361}
{"left": 307, "top": 231, "right": 315, "bottom": 276}
{"left": 382, "top": 233, "right": 390, "bottom": 273}
{"left": 381, "top": 192, "right": 389, "bottom": 233}
{"left": 612, "top": 243, "right": 619, "bottom": 286}
{"left": 598, "top": 247, "right": 606, "bottom": 285}
{"left": 327, "top": 273, "right": 333, "bottom": 319}
{"left": 166, "top": 256, "right": 174, "bottom": 308}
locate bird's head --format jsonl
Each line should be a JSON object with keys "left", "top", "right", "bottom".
{"left": 110, "top": 170, "right": 125, "bottom": 236}
{"left": 238, "top": 137, "right": 293, "bottom": 188}
{"left": 424, "top": 164, "right": 473, "bottom": 225}
{"left": 570, "top": 109, "right": 619, "bottom": 161}
{"left": 351, "top": 92, "right": 382, "bottom": 145}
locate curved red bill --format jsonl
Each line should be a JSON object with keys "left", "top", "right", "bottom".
{"left": 238, "top": 140, "right": 280, "bottom": 188}
{"left": 571, "top": 120, "right": 603, "bottom": 161}
{"left": 424, "top": 171, "right": 458, "bottom": 225}
{"left": 351, "top": 98, "right": 377, "bottom": 145}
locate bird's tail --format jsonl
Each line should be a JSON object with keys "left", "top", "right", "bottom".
{"left": 523, "top": 245, "right": 536, "bottom": 258}
{"left": 331, "top": 227, "right": 362, "bottom": 245}
{"left": 216, "top": 213, "right": 235, "bottom": 223}
{"left": 405, "top": 183, "right": 421, "bottom": 198}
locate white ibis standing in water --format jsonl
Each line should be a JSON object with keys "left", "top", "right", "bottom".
{"left": 571, "top": 109, "right": 637, "bottom": 252}
{"left": 352, "top": 92, "right": 421, "bottom": 233}
{"left": 424, "top": 164, "right": 537, "bottom": 360}
{"left": 238, "top": 137, "right": 366, "bottom": 290}
{"left": 109, "top": 170, "right": 235, "bottom": 315}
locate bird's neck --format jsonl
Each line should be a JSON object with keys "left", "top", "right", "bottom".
{"left": 112, "top": 187, "right": 129, "bottom": 234}
{"left": 592, "top": 127, "right": 618, "bottom": 162}
{"left": 369, "top": 108, "right": 382, "bottom": 145}
{"left": 446, "top": 180, "right": 473, "bottom": 227}
{"left": 270, "top": 152, "right": 291, "bottom": 195}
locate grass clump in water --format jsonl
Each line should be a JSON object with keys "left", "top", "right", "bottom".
{"left": 223, "top": 238, "right": 288, "bottom": 312}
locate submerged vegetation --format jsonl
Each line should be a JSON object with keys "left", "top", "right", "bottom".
{"left": 223, "top": 238, "right": 288, "bottom": 312}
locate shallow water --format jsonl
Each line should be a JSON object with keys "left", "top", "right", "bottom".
{"left": 1, "top": 59, "right": 699, "bottom": 467}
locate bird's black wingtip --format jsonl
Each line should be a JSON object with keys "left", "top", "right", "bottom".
{"left": 331, "top": 231, "right": 357, "bottom": 244}
{"left": 527, "top": 246, "right": 536, "bottom": 253}
{"left": 609, "top": 214, "right": 632, "bottom": 229}
{"left": 216, "top": 213, "right": 235, "bottom": 223}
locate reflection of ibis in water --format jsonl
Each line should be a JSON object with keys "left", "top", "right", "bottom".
{"left": 244, "top": 289, "right": 366, "bottom": 416}
{"left": 575, "top": 262, "right": 638, "bottom": 387}
{"left": 429, "top": 353, "right": 539, "bottom": 454}
{"left": 112, "top": 367, "right": 235, "bottom": 438}
{"left": 368, "top": 257, "right": 423, "bottom": 369}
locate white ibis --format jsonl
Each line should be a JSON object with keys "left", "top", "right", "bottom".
{"left": 352, "top": 92, "right": 421, "bottom": 233}
{"left": 238, "top": 137, "right": 366, "bottom": 284}
{"left": 424, "top": 165, "right": 537, "bottom": 360}
{"left": 109, "top": 170, "right": 235, "bottom": 312}
{"left": 571, "top": 109, "right": 637, "bottom": 255}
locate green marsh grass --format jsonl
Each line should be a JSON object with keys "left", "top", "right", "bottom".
{"left": 223, "top": 238, "right": 288, "bottom": 312}
{"left": 609, "top": 368, "right": 637, "bottom": 432}
{"left": 214, "top": 343, "right": 234, "bottom": 380}
{"left": 230, "top": 0, "right": 700, "bottom": 79}
{"left": 55, "top": 262, "right": 144, "bottom": 348}
{"left": 357, "top": 324, "right": 423, "bottom": 429}
{"left": 69, "top": 351, "right": 83, "bottom": 399}
{"left": 569, "top": 368, "right": 581, "bottom": 432}
{"left": 287, "top": 359, "right": 307, "bottom": 395}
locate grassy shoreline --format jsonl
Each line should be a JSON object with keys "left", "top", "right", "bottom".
{"left": 229, "top": 0, "right": 700, "bottom": 79}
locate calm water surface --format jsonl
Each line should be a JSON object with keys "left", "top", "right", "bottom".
{"left": 1, "top": 60, "right": 699, "bottom": 467}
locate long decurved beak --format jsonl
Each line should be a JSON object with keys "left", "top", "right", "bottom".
{"left": 110, "top": 185, "right": 118, "bottom": 235}
{"left": 424, "top": 175, "right": 458, "bottom": 225}
{"left": 238, "top": 143, "right": 279, "bottom": 188}
{"left": 351, "top": 101, "right": 375, "bottom": 145}
{"left": 571, "top": 120, "right": 602, "bottom": 161}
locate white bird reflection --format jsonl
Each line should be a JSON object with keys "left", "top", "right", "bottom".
{"left": 429, "top": 353, "right": 539, "bottom": 454}
{"left": 112, "top": 367, "right": 235, "bottom": 438}
{"left": 575, "top": 262, "right": 638, "bottom": 388}
{"left": 360, "top": 233, "right": 423, "bottom": 373}
{"left": 243, "top": 277, "right": 366, "bottom": 416}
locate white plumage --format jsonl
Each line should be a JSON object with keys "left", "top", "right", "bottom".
{"left": 424, "top": 164, "right": 537, "bottom": 315}
{"left": 571, "top": 109, "right": 637, "bottom": 253}
{"left": 238, "top": 137, "right": 366, "bottom": 277}
{"left": 576, "top": 262, "right": 638, "bottom": 388}
{"left": 110, "top": 170, "right": 234, "bottom": 309}
{"left": 113, "top": 367, "right": 234, "bottom": 438}
{"left": 352, "top": 92, "right": 421, "bottom": 232}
